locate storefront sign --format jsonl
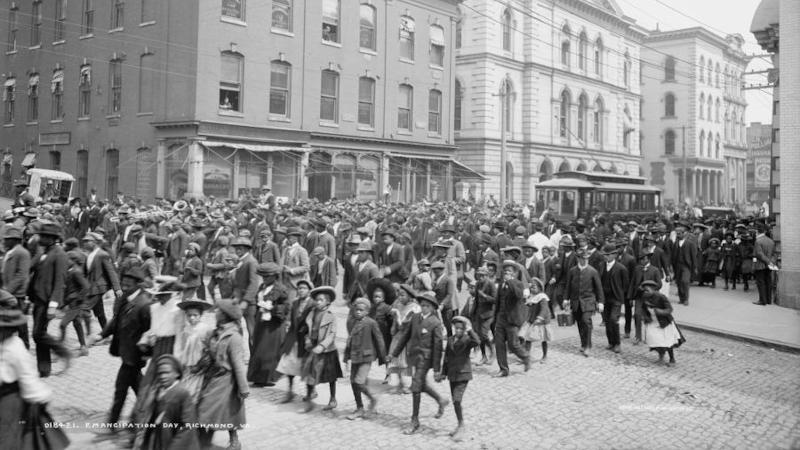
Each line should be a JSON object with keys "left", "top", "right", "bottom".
{"left": 754, "top": 157, "right": 770, "bottom": 188}
{"left": 38, "top": 132, "right": 70, "bottom": 146}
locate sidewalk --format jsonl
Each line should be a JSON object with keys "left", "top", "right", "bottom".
{"left": 668, "top": 283, "right": 800, "bottom": 352}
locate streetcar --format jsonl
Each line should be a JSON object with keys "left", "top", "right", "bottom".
{"left": 535, "top": 171, "right": 661, "bottom": 220}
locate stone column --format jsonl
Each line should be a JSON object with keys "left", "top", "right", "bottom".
{"left": 266, "top": 154, "right": 274, "bottom": 188}
{"left": 232, "top": 151, "right": 241, "bottom": 198}
{"left": 155, "top": 140, "right": 166, "bottom": 199}
{"left": 299, "top": 152, "right": 309, "bottom": 199}
{"left": 426, "top": 162, "right": 431, "bottom": 199}
{"left": 382, "top": 154, "right": 390, "bottom": 202}
{"left": 695, "top": 171, "right": 701, "bottom": 202}
{"left": 185, "top": 139, "right": 204, "bottom": 199}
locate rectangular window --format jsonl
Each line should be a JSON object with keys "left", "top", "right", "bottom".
{"left": 359, "top": 5, "right": 376, "bottom": 50}
{"left": 219, "top": 53, "right": 242, "bottom": 112}
{"left": 222, "top": 0, "right": 244, "bottom": 20}
{"left": 3, "top": 79, "right": 15, "bottom": 123}
{"left": 111, "top": 0, "right": 124, "bottom": 29}
{"left": 82, "top": 0, "right": 94, "bottom": 35}
{"left": 320, "top": 70, "right": 339, "bottom": 122}
{"left": 455, "top": 20, "right": 462, "bottom": 49}
{"left": 322, "top": 0, "right": 340, "bottom": 43}
{"left": 106, "top": 149, "right": 119, "bottom": 197}
{"left": 358, "top": 77, "right": 375, "bottom": 127}
{"left": 7, "top": 7, "right": 18, "bottom": 52}
{"left": 78, "top": 66, "right": 91, "bottom": 117}
{"left": 76, "top": 150, "right": 89, "bottom": 198}
{"left": 269, "top": 62, "right": 290, "bottom": 117}
{"left": 428, "top": 90, "right": 442, "bottom": 134}
{"left": 141, "top": 0, "right": 156, "bottom": 23}
{"left": 399, "top": 17, "right": 415, "bottom": 60}
{"left": 30, "top": 1, "right": 42, "bottom": 46}
{"left": 398, "top": 84, "right": 413, "bottom": 131}
{"left": 430, "top": 26, "right": 445, "bottom": 67}
{"left": 27, "top": 75, "right": 39, "bottom": 122}
{"left": 272, "top": 0, "right": 291, "bottom": 32}
{"left": 51, "top": 70, "right": 64, "bottom": 120}
{"left": 109, "top": 60, "right": 122, "bottom": 114}
{"left": 54, "top": 0, "right": 66, "bottom": 41}
{"left": 138, "top": 54, "right": 155, "bottom": 113}
{"left": 50, "top": 151, "right": 61, "bottom": 171}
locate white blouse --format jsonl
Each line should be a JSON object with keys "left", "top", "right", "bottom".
{"left": 0, "top": 336, "right": 52, "bottom": 403}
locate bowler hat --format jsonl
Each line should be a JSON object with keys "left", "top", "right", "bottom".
{"left": 600, "top": 243, "right": 618, "bottom": 255}
{"left": 356, "top": 241, "right": 374, "bottom": 253}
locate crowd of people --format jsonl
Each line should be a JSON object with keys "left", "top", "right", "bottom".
{"left": 0, "top": 183, "right": 779, "bottom": 449}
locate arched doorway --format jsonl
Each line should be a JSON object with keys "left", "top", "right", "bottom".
{"left": 539, "top": 159, "right": 553, "bottom": 182}
{"left": 505, "top": 161, "right": 514, "bottom": 202}
{"left": 308, "top": 152, "right": 332, "bottom": 201}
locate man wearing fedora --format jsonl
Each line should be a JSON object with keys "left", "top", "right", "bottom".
{"left": 281, "top": 227, "right": 311, "bottom": 303}
{"left": 232, "top": 237, "right": 260, "bottom": 347}
{"left": 565, "top": 246, "right": 604, "bottom": 356}
{"left": 1, "top": 226, "right": 31, "bottom": 348}
{"left": 348, "top": 242, "right": 380, "bottom": 302}
{"left": 671, "top": 222, "right": 698, "bottom": 306}
{"left": 438, "top": 224, "right": 466, "bottom": 291}
{"left": 379, "top": 229, "right": 406, "bottom": 284}
{"left": 83, "top": 232, "right": 121, "bottom": 338}
{"left": 28, "top": 222, "right": 72, "bottom": 377}
{"left": 493, "top": 260, "right": 531, "bottom": 376}
{"left": 599, "top": 244, "right": 629, "bottom": 353}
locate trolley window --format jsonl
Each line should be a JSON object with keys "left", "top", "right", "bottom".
{"left": 621, "top": 192, "right": 631, "bottom": 211}
{"left": 561, "top": 190, "right": 576, "bottom": 217}
{"left": 630, "top": 193, "right": 640, "bottom": 210}
{"left": 596, "top": 191, "right": 607, "bottom": 210}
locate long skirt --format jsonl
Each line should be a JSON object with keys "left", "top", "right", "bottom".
{"left": 180, "top": 367, "right": 206, "bottom": 404}
{"left": 247, "top": 321, "right": 285, "bottom": 384}
{"left": 276, "top": 343, "right": 305, "bottom": 378}
{"left": 197, "top": 371, "right": 246, "bottom": 430}
{"left": 303, "top": 350, "right": 342, "bottom": 385}
{"left": 644, "top": 321, "right": 686, "bottom": 349}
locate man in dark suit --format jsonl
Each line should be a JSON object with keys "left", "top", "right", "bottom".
{"left": 522, "top": 243, "right": 545, "bottom": 282}
{"left": 96, "top": 267, "right": 151, "bottom": 431}
{"left": 493, "top": 261, "right": 531, "bottom": 377}
{"left": 472, "top": 267, "right": 496, "bottom": 365}
{"left": 2, "top": 226, "right": 31, "bottom": 347}
{"left": 752, "top": 224, "right": 776, "bottom": 305}
{"left": 82, "top": 232, "right": 122, "bottom": 336}
{"left": 599, "top": 244, "right": 629, "bottom": 353}
{"left": 314, "top": 219, "right": 337, "bottom": 262}
{"left": 388, "top": 292, "right": 447, "bottom": 435}
{"left": 348, "top": 242, "right": 381, "bottom": 301}
{"left": 431, "top": 261, "right": 455, "bottom": 334}
{"left": 671, "top": 223, "right": 698, "bottom": 306}
{"left": 378, "top": 230, "right": 406, "bottom": 283}
{"left": 28, "top": 222, "right": 71, "bottom": 377}
{"left": 565, "top": 246, "right": 604, "bottom": 356}
{"left": 231, "top": 237, "right": 260, "bottom": 348}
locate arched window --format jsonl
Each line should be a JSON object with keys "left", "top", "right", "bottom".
{"left": 593, "top": 163, "right": 603, "bottom": 172}
{"left": 723, "top": 66, "right": 729, "bottom": 92}
{"left": 664, "top": 92, "right": 675, "bottom": 117}
{"left": 699, "top": 130, "right": 705, "bottom": 156}
{"left": 707, "top": 96, "right": 712, "bottom": 122}
{"left": 664, "top": 129, "right": 676, "bottom": 155}
{"left": 558, "top": 161, "right": 570, "bottom": 172}
{"left": 594, "top": 37, "right": 603, "bottom": 76}
{"left": 559, "top": 89, "right": 570, "bottom": 138}
{"left": 577, "top": 161, "right": 587, "bottom": 171}
{"left": 715, "top": 63, "right": 720, "bottom": 87}
{"left": 699, "top": 56, "right": 705, "bottom": 82}
{"left": 715, "top": 133, "right": 721, "bottom": 158}
{"left": 715, "top": 99, "right": 720, "bottom": 123}
{"left": 561, "top": 24, "right": 570, "bottom": 66}
{"left": 698, "top": 93, "right": 704, "bottom": 119}
{"left": 578, "top": 32, "right": 587, "bottom": 70}
{"left": 454, "top": 79, "right": 462, "bottom": 131}
{"left": 577, "top": 93, "right": 587, "bottom": 140}
{"left": 593, "top": 97, "right": 603, "bottom": 145}
{"left": 272, "top": 0, "right": 292, "bottom": 32}
{"left": 359, "top": 4, "right": 377, "bottom": 51}
{"left": 707, "top": 60, "right": 713, "bottom": 85}
{"left": 724, "top": 109, "right": 730, "bottom": 140}
{"left": 502, "top": 9, "right": 512, "bottom": 51}
{"left": 664, "top": 56, "right": 676, "bottom": 81}
{"left": 539, "top": 159, "right": 553, "bottom": 182}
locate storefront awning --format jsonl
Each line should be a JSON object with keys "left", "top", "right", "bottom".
{"left": 388, "top": 153, "right": 485, "bottom": 180}
{"left": 21, "top": 152, "right": 36, "bottom": 167}
{"left": 202, "top": 141, "right": 309, "bottom": 153}
{"left": 451, "top": 160, "right": 486, "bottom": 180}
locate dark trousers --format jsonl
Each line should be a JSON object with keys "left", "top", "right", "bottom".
{"left": 32, "top": 303, "right": 60, "bottom": 377}
{"left": 623, "top": 298, "right": 633, "bottom": 336}
{"left": 754, "top": 269, "right": 772, "bottom": 304}
{"left": 108, "top": 363, "right": 142, "bottom": 424}
{"left": 87, "top": 294, "right": 108, "bottom": 333}
{"left": 15, "top": 297, "right": 29, "bottom": 349}
{"left": 675, "top": 266, "right": 692, "bottom": 304}
{"left": 572, "top": 305, "right": 593, "bottom": 349}
{"left": 243, "top": 304, "right": 256, "bottom": 349}
{"left": 494, "top": 320, "right": 529, "bottom": 373}
{"left": 602, "top": 302, "right": 622, "bottom": 347}
{"left": 632, "top": 299, "right": 644, "bottom": 340}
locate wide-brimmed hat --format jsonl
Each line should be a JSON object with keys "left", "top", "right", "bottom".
{"left": 366, "top": 277, "right": 396, "bottom": 305}
{"left": 256, "top": 262, "right": 281, "bottom": 277}
{"left": 600, "top": 243, "right": 618, "bottom": 255}
{"left": 295, "top": 279, "right": 314, "bottom": 290}
{"left": 416, "top": 292, "right": 439, "bottom": 308}
{"left": 347, "top": 234, "right": 362, "bottom": 245}
{"left": 215, "top": 298, "right": 242, "bottom": 321}
{"left": 433, "top": 240, "right": 453, "bottom": 249}
{"left": 1, "top": 226, "right": 22, "bottom": 240}
{"left": 439, "top": 224, "right": 455, "bottom": 234}
{"left": 231, "top": 237, "right": 252, "bottom": 248}
{"left": 355, "top": 241, "right": 374, "bottom": 253}
{"left": 502, "top": 260, "right": 523, "bottom": 272}
{"left": 417, "top": 258, "right": 431, "bottom": 267}
{"left": 380, "top": 229, "right": 396, "bottom": 239}
{"left": 23, "top": 207, "right": 41, "bottom": 218}
{"left": 287, "top": 227, "right": 303, "bottom": 237}
{"left": 177, "top": 299, "right": 213, "bottom": 312}
{"left": 36, "top": 222, "right": 63, "bottom": 237}
{"left": 530, "top": 277, "right": 545, "bottom": 292}
{"left": 500, "top": 246, "right": 522, "bottom": 254}
{"left": 559, "top": 235, "right": 575, "bottom": 247}
{"left": 310, "top": 286, "right": 336, "bottom": 302}
{"left": 172, "top": 201, "right": 188, "bottom": 212}
{"left": 0, "top": 306, "right": 27, "bottom": 328}
{"left": 398, "top": 284, "right": 417, "bottom": 299}
{"left": 521, "top": 242, "right": 538, "bottom": 251}
{"left": 431, "top": 261, "right": 445, "bottom": 270}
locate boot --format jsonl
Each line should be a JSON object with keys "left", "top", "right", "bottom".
{"left": 403, "top": 418, "right": 420, "bottom": 435}
{"left": 451, "top": 424, "right": 466, "bottom": 442}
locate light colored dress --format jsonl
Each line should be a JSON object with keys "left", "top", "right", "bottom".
{"left": 174, "top": 320, "right": 213, "bottom": 403}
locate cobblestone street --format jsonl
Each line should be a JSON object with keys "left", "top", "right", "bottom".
{"left": 45, "top": 305, "right": 800, "bottom": 449}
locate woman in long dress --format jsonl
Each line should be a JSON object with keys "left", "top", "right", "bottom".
{"left": 276, "top": 280, "right": 314, "bottom": 403}
{"left": 197, "top": 299, "right": 249, "bottom": 450}
{"left": 640, "top": 280, "right": 685, "bottom": 366}
{"left": 247, "top": 263, "right": 289, "bottom": 387}
{"left": 173, "top": 299, "right": 213, "bottom": 403}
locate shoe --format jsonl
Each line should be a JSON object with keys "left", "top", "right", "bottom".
{"left": 434, "top": 399, "right": 449, "bottom": 419}
{"left": 539, "top": 357, "right": 547, "bottom": 364}
{"left": 322, "top": 399, "right": 337, "bottom": 411}
{"left": 632, "top": 339, "right": 641, "bottom": 346}
{"left": 479, "top": 356, "right": 489, "bottom": 366}
{"left": 367, "top": 396, "right": 378, "bottom": 414}
{"left": 580, "top": 348, "right": 589, "bottom": 357}
{"left": 492, "top": 370, "right": 509, "bottom": 378}
{"left": 667, "top": 360, "right": 676, "bottom": 366}
{"left": 226, "top": 440, "right": 242, "bottom": 450}
{"left": 612, "top": 345, "right": 621, "bottom": 354}
{"left": 398, "top": 387, "right": 411, "bottom": 395}
{"left": 382, "top": 375, "right": 390, "bottom": 385}
{"left": 606, "top": 345, "right": 615, "bottom": 350}
{"left": 280, "top": 392, "right": 294, "bottom": 404}
{"left": 346, "top": 408, "right": 365, "bottom": 420}
{"left": 301, "top": 391, "right": 318, "bottom": 402}
{"left": 752, "top": 302, "right": 766, "bottom": 306}
{"left": 403, "top": 419, "right": 420, "bottom": 435}
{"left": 451, "top": 424, "right": 466, "bottom": 442}
{"left": 523, "top": 357, "right": 531, "bottom": 372}
{"left": 623, "top": 333, "right": 630, "bottom": 339}
{"left": 78, "top": 346, "right": 89, "bottom": 357}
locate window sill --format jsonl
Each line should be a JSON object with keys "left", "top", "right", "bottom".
{"left": 321, "top": 40, "right": 342, "bottom": 48}
{"left": 50, "top": 119, "right": 63, "bottom": 124}
{"left": 218, "top": 109, "right": 243, "bottom": 117}
{"left": 79, "top": 34, "right": 94, "bottom": 40}
{"left": 108, "top": 28, "right": 124, "bottom": 34}
{"left": 28, "top": 45, "right": 41, "bottom": 50}
{"left": 360, "top": 48, "right": 377, "bottom": 56}
{"left": 220, "top": 17, "right": 247, "bottom": 27}
{"left": 357, "top": 126, "right": 375, "bottom": 132}
{"left": 319, "top": 121, "right": 339, "bottom": 128}
{"left": 396, "top": 130, "right": 412, "bottom": 135}
{"left": 269, "top": 115, "right": 291, "bottom": 122}
{"left": 139, "top": 21, "right": 156, "bottom": 27}
{"left": 399, "top": 57, "right": 414, "bottom": 65}
{"left": 271, "top": 28, "right": 294, "bottom": 37}
{"left": 106, "top": 114, "right": 121, "bottom": 119}
{"left": 428, "top": 133, "right": 442, "bottom": 138}
{"left": 5, "top": 50, "right": 17, "bottom": 55}
{"left": 429, "top": 64, "right": 444, "bottom": 71}
{"left": 2, "top": 124, "right": 14, "bottom": 128}
{"left": 52, "top": 40, "right": 65, "bottom": 46}
{"left": 77, "top": 116, "right": 91, "bottom": 121}
{"left": 26, "top": 121, "right": 38, "bottom": 126}
{"left": 136, "top": 112, "right": 153, "bottom": 117}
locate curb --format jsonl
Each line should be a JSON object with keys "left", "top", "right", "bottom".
{"left": 677, "top": 322, "right": 800, "bottom": 355}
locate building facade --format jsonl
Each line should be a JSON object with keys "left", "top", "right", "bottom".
{"left": 640, "top": 28, "right": 748, "bottom": 207}
{"left": 1, "top": 0, "right": 473, "bottom": 203}
{"left": 745, "top": 122, "right": 771, "bottom": 205}
{"left": 455, "top": 0, "right": 645, "bottom": 206}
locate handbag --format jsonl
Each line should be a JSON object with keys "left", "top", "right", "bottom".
{"left": 21, "top": 403, "right": 70, "bottom": 450}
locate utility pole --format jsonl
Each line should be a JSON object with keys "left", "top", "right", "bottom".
{"left": 499, "top": 78, "right": 509, "bottom": 206}
{"left": 681, "top": 126, "right": 688, "bottom": 205}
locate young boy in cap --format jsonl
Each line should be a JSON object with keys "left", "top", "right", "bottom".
{"left": 343, "top": 297, "right": 386, "bottom": 420}
{"left": 388, "top": 292, "right": 448, "bottom": 435}
{"left": 437, "top": 315, "right": 480, "bottom": 442}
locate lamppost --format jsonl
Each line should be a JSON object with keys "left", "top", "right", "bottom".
{"left": 498, "top": 78, "right": 511, "bottom": 206}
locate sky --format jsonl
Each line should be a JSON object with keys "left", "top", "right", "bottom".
{"left": 616, "top": 0, "right": 773, "bottom": 124}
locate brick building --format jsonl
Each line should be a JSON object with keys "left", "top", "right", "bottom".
{"left": 1, "top": 0, "right": 476, "bottom": 203}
